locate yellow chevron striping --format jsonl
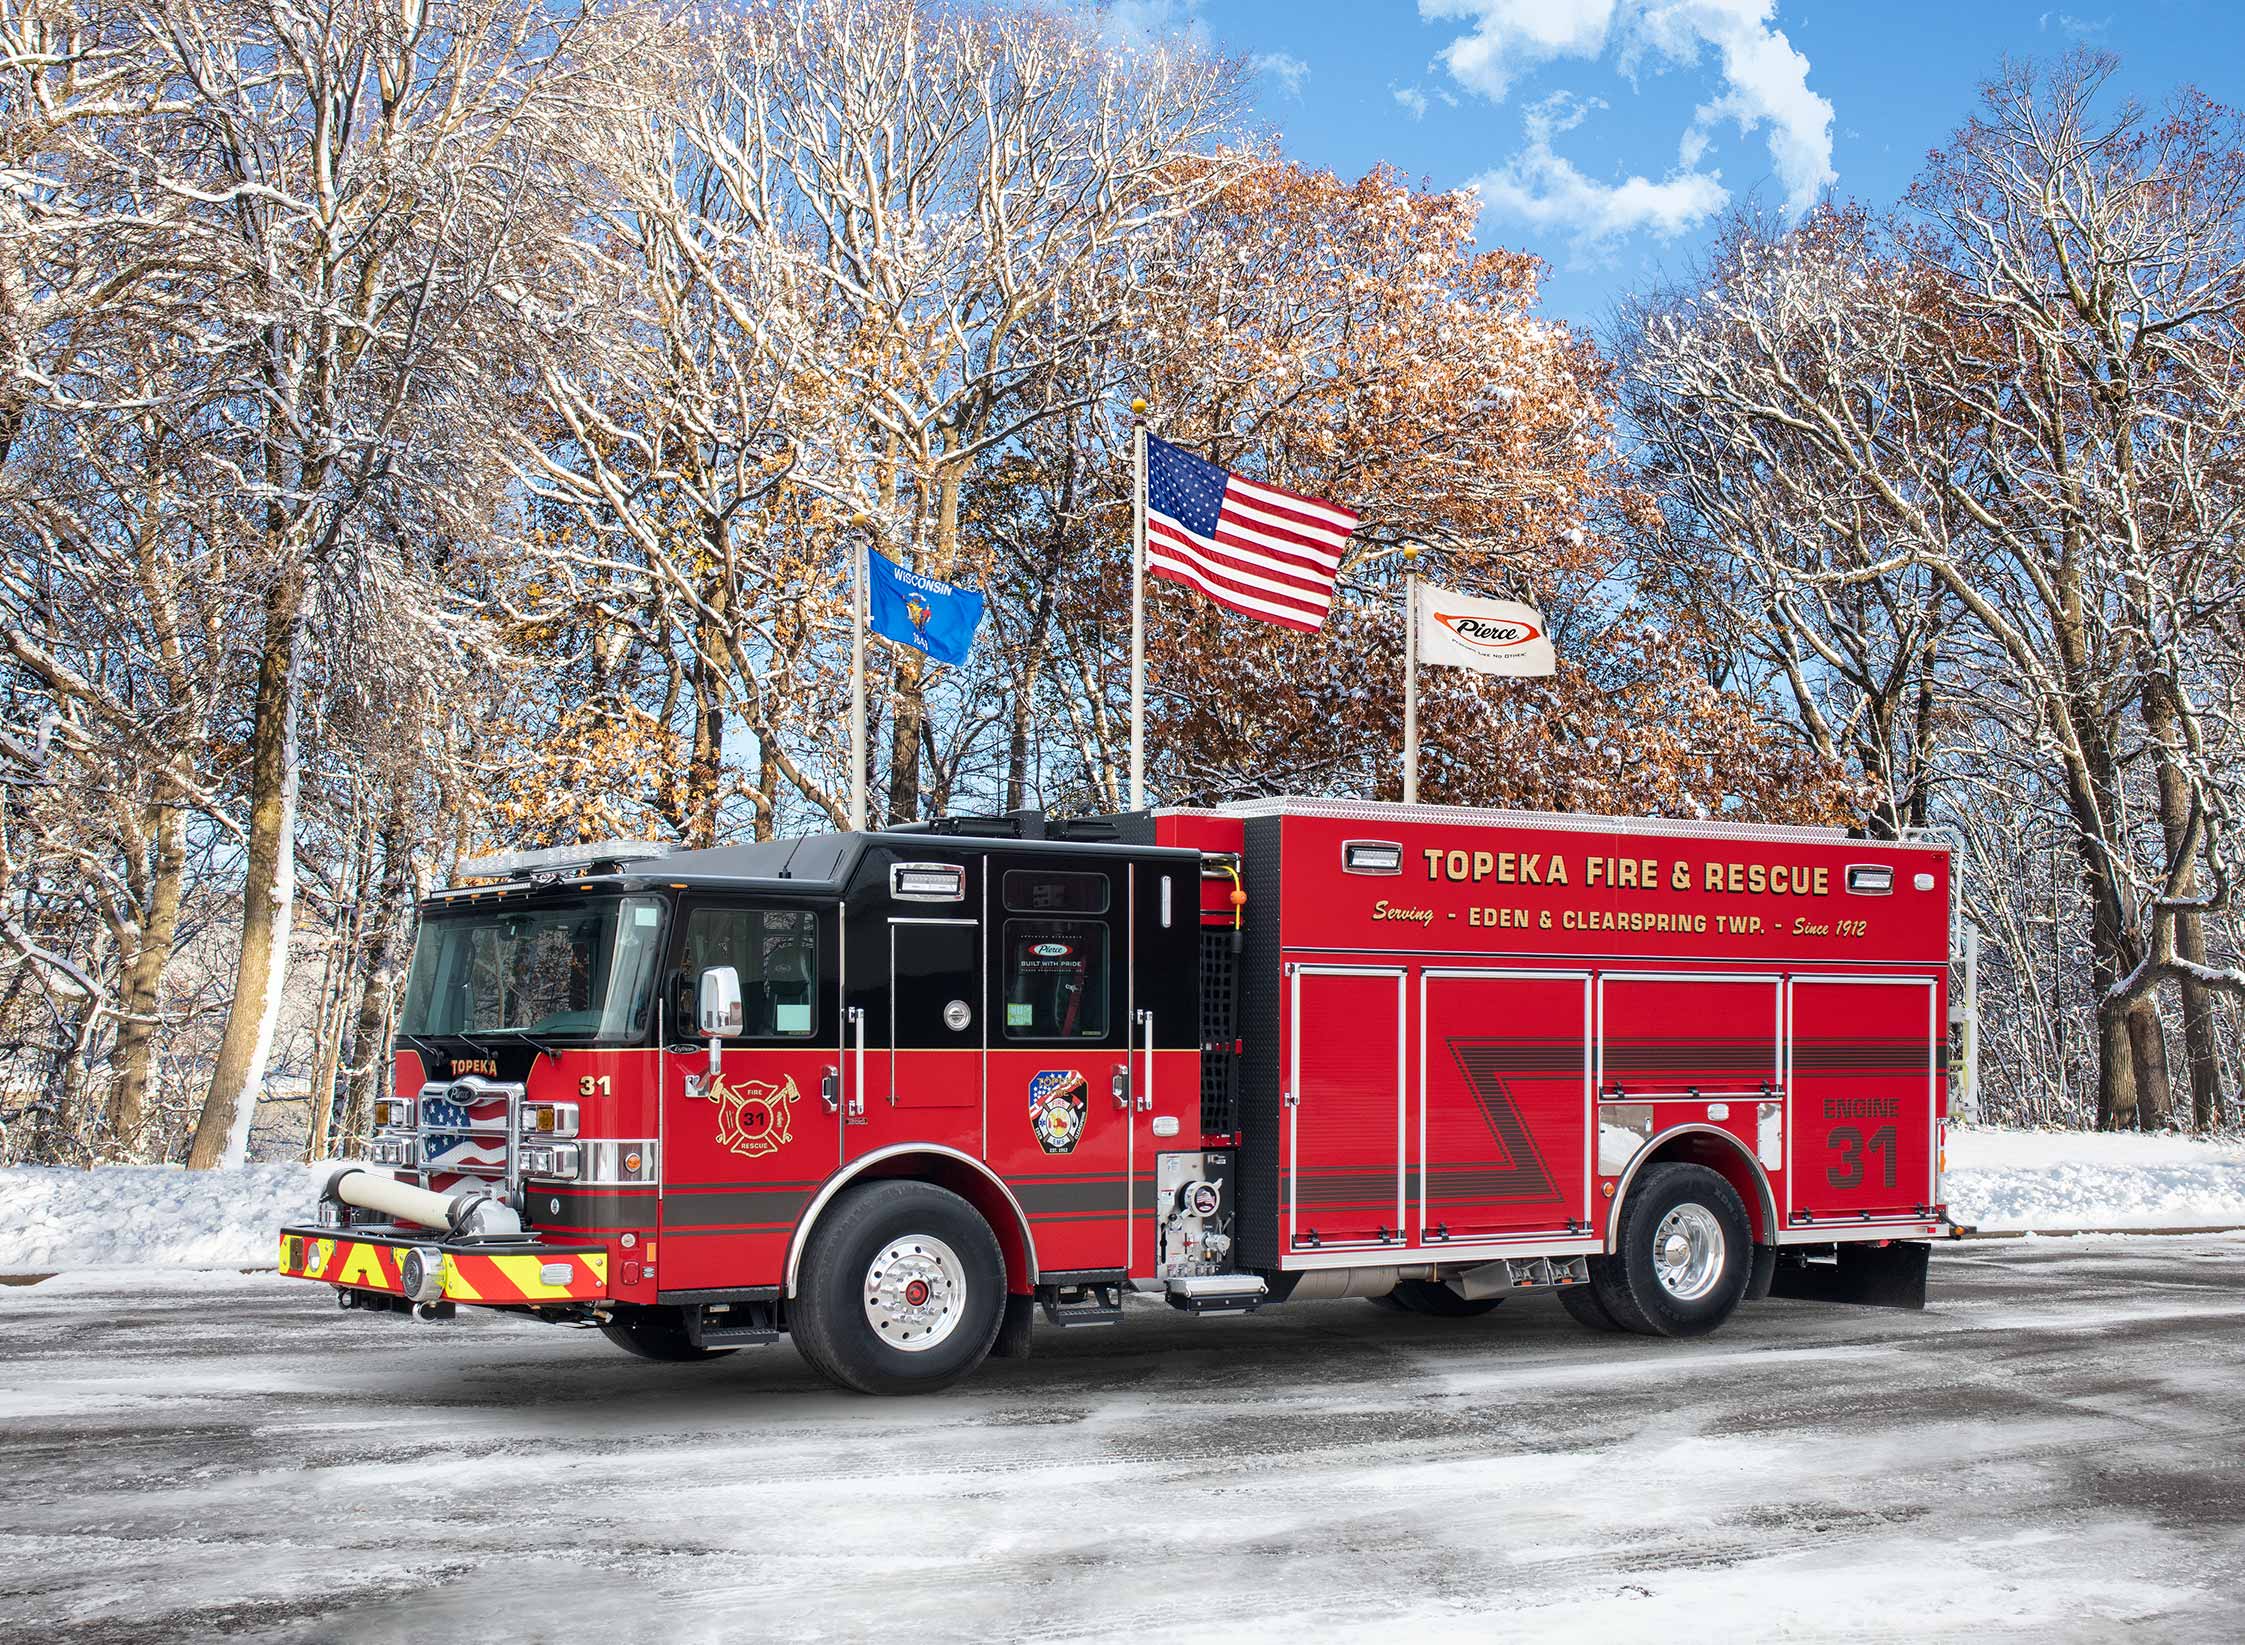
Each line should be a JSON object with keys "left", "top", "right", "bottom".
{"left": 489, "top": 1253, "right": 562, "bottom": 1297}
{"left": 444, "top": 1255, "right": 484, "bottom": 1303}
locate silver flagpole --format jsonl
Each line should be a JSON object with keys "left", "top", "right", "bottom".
{"left": 848, "top": 512, "right": 868, "bottom": 831}
{"left": 1402, "top": 543, "right": 1420, "bottom": 804}
{"left": 1129, "top": 398, "right": 1148, "bottom": 813}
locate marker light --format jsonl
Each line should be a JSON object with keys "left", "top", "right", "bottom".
{"left": 891, "top": 862, "right": 967, "bottom": 902}
{"left": 1845, "top": 864, "right": 1895, "bottom": 895}
{"left": 373, "top": 1098, "right": 415, "bottom": 1129}
{"left": 521, "top": 1101, "right": 580, "bottom": 1137}
{"left": 1343, "top": 840, "right": 1404, "bottom": 875}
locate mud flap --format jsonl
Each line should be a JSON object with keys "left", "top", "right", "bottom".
{"left": 990, "top": 1292, "right": 1036, "bottom": 1359}
{"left": 1768, "top": 1242, "right": 1930, "bottom": 1311}
{"left": 1745, "top": 1244, "right": 1777, "bottom": 1302}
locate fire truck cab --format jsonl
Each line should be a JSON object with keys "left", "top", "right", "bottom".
{"left": 279, "top": 799, "right": 1957, "bottom": 1394}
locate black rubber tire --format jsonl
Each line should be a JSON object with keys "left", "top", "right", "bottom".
{"left": 599, "top": 1304, "right": 735, "bottom": 1362}
{"left": 790, "top": 1180, "right": 1005, "bottom": 1395}
{"left": 1365, "top": 1291, "right": 1413, "bottom": 1312}
{"left": 1557, "top": 1279, "right": 1626, "bottom": 1332}
{"left": 1391, "top": 1278, "right": 1504, "bottom": 1317}
{"left": 1591, "top": 1162, "right": 1752, "bottom": 1339}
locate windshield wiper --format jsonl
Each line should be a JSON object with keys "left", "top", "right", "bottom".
{"left": 485, "top": 1026, "right": 561, "bottom": 1067}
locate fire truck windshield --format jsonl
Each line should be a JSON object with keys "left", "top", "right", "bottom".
{"left": 399, "top": 894, "right": 666, "bottom": 1044}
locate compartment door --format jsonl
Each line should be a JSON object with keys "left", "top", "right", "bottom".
{"left": 1597, "top": 973, "right": 1781, "bottom": 1100}
{"left": 1289, "top": 966, "right": 1405, "bottom": 1250}
{"left": 1787, "top": 977, "right": 1939, "bottom": 1222}
{"left": 1419, "top": 970, "right": 1590, "bottom": 1243}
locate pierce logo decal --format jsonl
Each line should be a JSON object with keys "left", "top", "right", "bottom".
{"left": 1027, "top": 1070, "right": 1089, "bottom": 1156}
{"left": 1434, "top": 612, "right": 1543, "bottom": 653}
{"left": 713, "top": 1073, "right": 798, "bottom": 1159}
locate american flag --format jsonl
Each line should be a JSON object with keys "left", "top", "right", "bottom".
{"left": 1144, "top": 434, "right": 1358, "bottom": 632}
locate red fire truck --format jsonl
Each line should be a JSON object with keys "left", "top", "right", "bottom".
{"left": 279, "top": 798, "right": 1957, "bottom": 1394}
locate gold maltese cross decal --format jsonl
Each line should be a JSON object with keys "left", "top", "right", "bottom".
{"left": 712, "top": 1072, "right": 797, "bottom": 1159}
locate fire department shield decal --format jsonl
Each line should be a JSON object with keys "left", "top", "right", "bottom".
{"left": 1027, "top": 1070, "right": 1088, "bottom": 1156}
{"left": 712, "top": 1073, "right": 797, "bottom": 1159}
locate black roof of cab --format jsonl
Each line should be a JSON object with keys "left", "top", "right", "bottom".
{"left": 645, "top": 830, "right": 1197, "bottom": 893}
{"left": 424, "top": 827, "right": 1199, "bottom": 909}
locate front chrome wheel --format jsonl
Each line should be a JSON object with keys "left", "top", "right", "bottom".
{"left": 862, "top": 1232, "right": 967, "bottom": 1353}
{"left": 1652, "top": 1202, "right": 1725, "bottom": 1302}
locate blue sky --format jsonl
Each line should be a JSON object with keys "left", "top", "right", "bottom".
{"left": 1104, "top": 1, "right": 2245, "bottom": 333}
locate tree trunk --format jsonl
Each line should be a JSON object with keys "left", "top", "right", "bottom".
{"left": 107, "top": 799, "right": 186, "bottom": 1153}
{"left": 188, "top": 568, "right": 308, "bottom": 1169}
{"left": 2125, "top": 999, "right": 2173, "bottom": 1130}
{"left": 2178, "top": 914, "right": 2226, "bottom": 1130}
{"left": 2094, "top": 993, "right": 2137, "bottom": 1131}
{"left": 2142, "top": 671, "right": 2227, "bottom": 1130}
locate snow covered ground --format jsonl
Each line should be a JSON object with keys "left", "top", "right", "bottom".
{"left": 1946, "top": 1127, "right": 2245, "bottom": 1231}
{"left": 3, "top": 1240, "right": 2242, "bottom": 1643}
{"left": 0, "top": 1160, "right": 334, "bottom": 1271}
{"left": 5, "top": 1129, "right": 2245, "bottom": 1273}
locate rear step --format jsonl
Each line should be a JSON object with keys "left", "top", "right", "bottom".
{"left": 1165, "top": 1273, "right": 1267, "bottom": 1315}
{"left": 1037, "top": 1272, "right": 1126, "bottom": 1327}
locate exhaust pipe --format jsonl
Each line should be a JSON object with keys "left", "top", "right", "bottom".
{"left": 323, "top": 1166, "right": 523, "bottom": 1237}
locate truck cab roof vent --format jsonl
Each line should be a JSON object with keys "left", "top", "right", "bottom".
{"left": 925, "top": 815, "right": 1023, "bottom": 839}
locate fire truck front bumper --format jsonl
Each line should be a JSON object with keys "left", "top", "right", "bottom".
{"left": 278, "top": 1225, "right": 609, "bottom": 1307}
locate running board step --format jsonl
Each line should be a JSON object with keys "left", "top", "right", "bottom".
{"left": 1038, "top": 1282, "right": 1124, "bottom": 1327}
{"left": 1164, "top": 1273, "right": 1267, "bottom": 1315}
{"left": 684, "top": 1300, "right": 779, "bottom": 1349}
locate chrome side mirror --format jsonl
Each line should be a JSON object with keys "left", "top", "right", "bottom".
{"left": 698, "top": 966, "right": 742, "bottom": 1077}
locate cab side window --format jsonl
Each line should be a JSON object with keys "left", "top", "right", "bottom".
{"left": 1001, "top": 921, "right": 1108, "bottom": 1039}
{"left": 998, "top": 870, "right": 1112, "bottom": 1040}
{"left": 675, "top": 906, "right": 818, "bottom": 1037}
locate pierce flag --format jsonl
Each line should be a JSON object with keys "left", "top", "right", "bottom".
{"left": 1414, "top": 582, "right": 1555, "bottom": 677}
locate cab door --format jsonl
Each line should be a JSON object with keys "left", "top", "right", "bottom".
{"left": 657, "top": 899, "right": 840, "bottom": 1292}
{"left": 984, "top": 857, "right": 1131, "bottom": 1275}
{"left": 841, "top": 855, "right": 985, "bottom": 1166}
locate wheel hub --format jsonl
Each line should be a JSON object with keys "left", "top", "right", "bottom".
{"left": 1652, "top": 1203, "right": 1725, "bottom": 1301}
{"left": 863, "top": 1234, "right": 966, "bottom": 1353}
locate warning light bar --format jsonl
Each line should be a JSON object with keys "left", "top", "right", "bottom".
{"left": 1342, "top": 840, "right": 1404, "bottom": 875}
{"left": 1845, "top": 864, "right": 1896, "bottom": 895}
{"left": 457, "top": 841, "right": 672, "bottom": 882}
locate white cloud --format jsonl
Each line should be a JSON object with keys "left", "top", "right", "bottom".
{"left": 1423, "top": 0, "right": 1834, "bottom": 229}
{"left": 1465, "top": 90, "right": 1727, "bottom": 248}
{"left": 1251, "top": 50, "right": 1311, "bottom": 98}
{"left": 1394, "top": 83, "right": 1431, "bottom": 120}
{"left": 2042, "top": 11, "right": 2110, "bottom": 37}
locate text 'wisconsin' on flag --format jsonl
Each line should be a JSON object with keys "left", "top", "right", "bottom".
{"left": 1143, "top": 434, "right": 1358, "bottom": 632}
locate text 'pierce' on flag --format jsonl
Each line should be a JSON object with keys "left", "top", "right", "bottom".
{"left": 1144, "top": 433, "right": 1357, "bottom": 633}
{"left": 1414, "top": 581, "right": 1555, "bottom": 677}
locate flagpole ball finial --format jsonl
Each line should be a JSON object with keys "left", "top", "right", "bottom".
{"left": 1402, "top": 544, "right": 1421, "bottom": 563}
{"left": 1131, "top": 398, "right": 1148, "bottom": 417}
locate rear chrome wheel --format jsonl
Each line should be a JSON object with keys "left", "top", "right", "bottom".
{"left": 1652, "top": 1204, "right": 1726, "bottom": 1302}
{"left": 1585, "top": 1162, "right": 1752, "bottom": 1339}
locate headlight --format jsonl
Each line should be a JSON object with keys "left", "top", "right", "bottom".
{"left": 521, "top": 1101, "right": 580, "bottom": 1137}
{"left": 520, "top": 1141, "right": 582, "bottom": 1180}
{"left": 373, "top": 1097, "right": 415, "bottom": 1129}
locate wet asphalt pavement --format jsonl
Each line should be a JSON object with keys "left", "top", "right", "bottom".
{"left": 2, "top": 1236, "right": 2242, "bottom": 1644}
